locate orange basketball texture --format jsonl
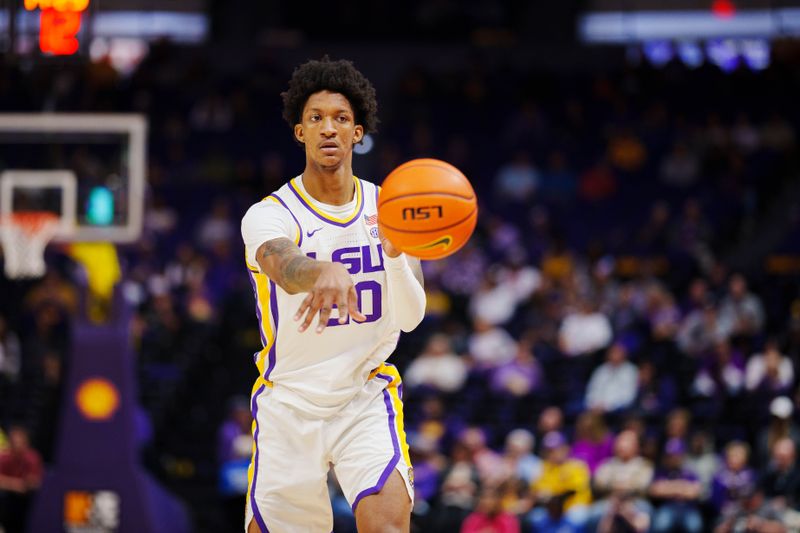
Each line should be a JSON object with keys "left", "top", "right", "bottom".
{"left": 378, "top": 158, "right": 478, "bottom": 260}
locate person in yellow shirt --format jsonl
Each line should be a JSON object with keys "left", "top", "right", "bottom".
{"left": 528, "top": 431, "right": 591, "bottom": 529}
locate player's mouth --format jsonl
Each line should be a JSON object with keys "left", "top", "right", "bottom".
{"left": 319, "top": 141, "right": 339, "bottom": 155}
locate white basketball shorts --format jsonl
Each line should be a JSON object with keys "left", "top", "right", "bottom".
{"left": 244, "top": 362, "right": 414, "bottom": 532}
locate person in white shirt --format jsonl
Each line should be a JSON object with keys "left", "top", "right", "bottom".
{"left": 559, "top": 300, "right": 613, "bottom": 357}
{"left": 585, "top": 343, "right": 639, "bottom": 413}
{"left": 404, "top": 334, "right": 467, "bottom": 393}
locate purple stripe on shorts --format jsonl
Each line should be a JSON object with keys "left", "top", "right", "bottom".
{"left": 351, "top": 373, "right": 401, "bottom": 512}
{"left": 247, "top": 271, "right": 267, "bottom": 346}
{"left": 288, "top": 178, "right": 365, "bottom": 228}
{"left": 250, "top": 383, "right": 269, "bottom": 533}
{"left": 269, "top": 193, "right": 304, "bottom": 247}
{"left": 264, "top": 280, "right": 279, "bottom": 381}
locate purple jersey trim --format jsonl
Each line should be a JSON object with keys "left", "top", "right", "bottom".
{"left": 247, "top": 271, "right": 267, "bottom": 347}
{"left": 351, "top": 373, "right": 402, "bottom": 511}
{"left": 268, "top": 193, "right": 304, "bottom": 247}
{"left": 250, "top": 383, "right": 270, "bottom": 533}
{"left": 288, "top": 177, "right": 365, "bottom": 228}
{"left": 264, "top": 280, "right": 279, "bottom": 381}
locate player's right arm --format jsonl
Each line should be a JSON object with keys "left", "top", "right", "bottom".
{"left": 255, "top": 238, "right": 366, "bottom": 332}
{"left": 242, "top": 201, "right": 365, "bottom": 333}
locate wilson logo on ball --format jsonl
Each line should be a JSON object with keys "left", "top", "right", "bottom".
{"left": 401, "top": 205, "right": 443, "bottom": 220}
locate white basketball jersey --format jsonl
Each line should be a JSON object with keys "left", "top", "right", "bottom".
{"left": 244, "top": 176, "right": 400, "bottom": 418}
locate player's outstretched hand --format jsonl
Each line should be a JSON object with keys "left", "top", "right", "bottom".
{"left": 294, "top": 262, "right": 367, "bottom": 333}
{"left": 378, "top": 226, "right": 402, "bottom": 258}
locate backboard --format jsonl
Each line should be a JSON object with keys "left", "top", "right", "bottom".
{"left": 0, "top": 113, "right": 146, "bottom": 243}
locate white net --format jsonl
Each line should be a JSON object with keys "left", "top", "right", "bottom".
{"left": 0, "top": 213, "right": 61, "bottom": 279}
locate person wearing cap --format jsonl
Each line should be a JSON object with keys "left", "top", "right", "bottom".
{"left": 648, "top": 438, "right": 704, "bottom": 533}
{"left": 527, "top": 431, "right": 591, "bottom": 530}
{"left": 756, "top": 396, "right": 800, "bottom": 468}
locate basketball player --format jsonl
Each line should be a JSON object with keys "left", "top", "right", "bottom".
{"left": 240, "top": 57, "right": 426, "bottom": 532}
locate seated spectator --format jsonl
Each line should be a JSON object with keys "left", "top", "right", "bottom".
{"left": 535, "top": 407, "right": 564, "bottom": 455}
{"left": 759, "top": 437, "right": 800, "bottom": 508}
{"left": 468, "top": 319, "right": 517, "bottom": 369}
{"left": 648, "top": 439, "right": 704, "bottom": 533}
{"left": 407, "top": 434, "right": 446, "bottom": 509}
{"left": 428, "top": 442, "right": 479, "bottom": 533}
{"left": 659, "top": 140, "right": 700, "bottom": 188}
{"left": 460, "top": 427, "right": 503, "bottom": 485}
{"left": 489, "top": 338, "right": 543, "bottom": 398}
{"left": 692, "top": 338, "right": 745, "bottom": 402}
{"left": 570, "top": 411, "right": 614, "bottom": 475}
{"left": 677, "top": 302, "right": 727, "bottom": 357}
{"left": 711, "top": 441, "right": 756, "bottom": 516}
{"left": 461, "top": 487, "right": 520, "bottom": 533}
{"left": 663, "top": 408, "right": 692, "bottom": 445}
{"left": 714, "top": 488, "right": 786, "bottom": 533}
{"left": 558, "top": 299, "right": 613, "bottom": 357}
{"left": 745, "top": 339, "right": 794, "bottom": 398}
{"left": 632, "top": 360, "right": 677, "bottom": 420}
{"left": 685, "top": 430, "right": 721, "bottom": 501}
{"left": 718, "top": 274, "right": 765, "bottom": 339}
{"left": 756, "top": 396, "right": 800, "bottom": 468}
{"left": 528, "top": 431, "right": 591, "bottom": 530}
{"left": 405, "top": 334, "right": 468, "bottom": 393}
{"left": 0, "top": 425, "right": 43, "bottom": 533}
{"left": 217, "top": 397, "right": 252, "bottom": 526}
{"left": 590, "top": 430, "right": 654, "bottom": 532}
{"left": 499, "top": 429, "right": 542, "bottom": 485}
{"left": 469, "top": 268, "right": 519, "bottom": 327}
{"left": 584, "top": 343, "right": 638, "bottom": 413}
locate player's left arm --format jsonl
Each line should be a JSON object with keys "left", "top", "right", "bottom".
{"left": 380, "top": 235, "right": 426, "bottom": 332}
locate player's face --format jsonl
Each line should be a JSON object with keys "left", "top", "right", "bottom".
{"left": 295, "top": 91, "right": 364, "bottom": 170}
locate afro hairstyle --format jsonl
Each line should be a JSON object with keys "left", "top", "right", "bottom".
{"left": 281, "top": 56, "right": 378, "bottom": 135}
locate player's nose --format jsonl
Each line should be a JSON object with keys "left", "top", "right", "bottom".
{"left": 320, "top": 116, "right": 336, "bottom": 136}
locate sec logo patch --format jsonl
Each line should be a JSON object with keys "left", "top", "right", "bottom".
{"left": 407, "top": 467, "right": 414, "bottom": 488}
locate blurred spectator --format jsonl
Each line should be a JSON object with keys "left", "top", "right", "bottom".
{"left": 499, "top": 429, "right": 541, "bottom": 485}
{"left": 745, "top": 339, "right": 794, "bottom": 397}
{"left": 578, "top": 158, "right": 617, "bottom": 203}
{"left": 460, "top": 427, "right": 503, "bottom": 485}
{"left": 405, "top": 334, "right": 468, "bottom": 393}
{"left": 196, "top": 199, "right": 235, "bottom": 251}
{"left": 648, "top": 438, "right": 704, "bottom": 533}
{"left": 718, "top": 274, "right": 766, "bottom": 339}
{"left": 461, "top": 487, "right": 520, "bottom": 533}
{"left": 428, "top": 442, "right": 479, "bottom": 532}
{"left": 528, "top": 431, "right": 591, "bottom": 530}
{"left": 714, "top": 488, "right": 787, "bottom": 533}
{"left": 558, "top": 300, "right": 613, "bottom": 357}
{"left": 535, "top": 407, "right": 564, "bottom": 453}
{"left": 590, "top": 430, "right": 654, "bottom": 532}
{"left": 584, "top": 343, "right": 638, "bottom": 413}
{"left": 632, "top": 360, "right": 677, "bottom": 420}
{"left": 494, "top": 151, "right": 539, "bottom": 204}
{"left": 217, "top": 397, "right": 252, "bottom": 527}
{"left": 0, "top": 425, "right": 43, "bottom": 533}
{"left": 711, "top": 441, "right": 756, "bottom": 516}
{"left": 469, "top": 269, "right": 519, "bottom": 326}
{"left": 692, "top": 339, "right": 745, "bottom": 405}
{"left": 756, "top": 396, "right": 800, "bottom": 468}
{"left": 678, "top": 302, "right": 727, "bottom": 357}
{"left": 685, "top": 431, "right": 721, "bottom": 501}
{"left": 539, "top": 151, "right": 577, "bottom": 202}
{"left": 489, "top": 338, "right": 543, "bottom": 398}
{"left": 607, "top": 127, "right": 647, "bottom": 173}
{"left": 637, "top": 202, "right": 672, "bottom": 253}
{"left": 760, "top": 113, "right": 796, "bottom": 153}
{"left": 407, "top": 434, "right": 445, "bottom": 509}
{"left": 0, "top": 316, "right": 21, "bottom": 387}
{"left": 659, "top": 141, "right": 700, "bottom": 188}
{"left": 468, "top": 320, "right": 517, "bottom": 368}
{"left": 759, "top": 437, "right": 800, "bottom": 508}
{"left": 570, "top": 411, "right": 614, "bottom": 475}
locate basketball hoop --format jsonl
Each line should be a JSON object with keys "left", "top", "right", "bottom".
{"left": 0, "top": 212, "right": 61, "bottom": 279}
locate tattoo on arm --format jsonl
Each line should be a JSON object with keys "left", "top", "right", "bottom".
{"left": 258, "top": 238, "right": 321, "bottom": 293}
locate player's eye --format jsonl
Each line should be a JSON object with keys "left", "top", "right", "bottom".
{"left": 310, "top": 114, "right": 320, "bottom": 121}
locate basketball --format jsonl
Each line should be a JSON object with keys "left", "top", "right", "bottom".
{"left": 377, "top": 158, "right": 478, "bottom": 260}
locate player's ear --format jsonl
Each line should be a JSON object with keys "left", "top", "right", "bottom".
{"left": 294, "top": 124, "right": 305, "bottom": 144}
{"left": 353, "top": 125, "right": 364, "bottom": 144}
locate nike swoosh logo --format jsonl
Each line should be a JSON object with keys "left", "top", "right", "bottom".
{"left": 306, "top": 227, "right": 323, "bottom": 238}
{"left": 407, "top": 235, "right": 453, "bottom": 251}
